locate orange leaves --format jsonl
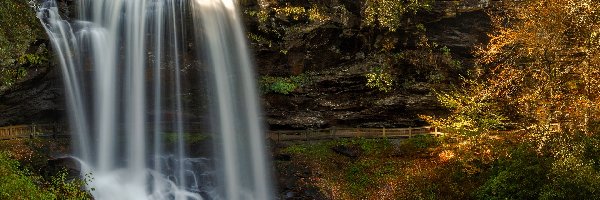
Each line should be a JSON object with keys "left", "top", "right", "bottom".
{"left": 473, "top": 0, "right": 600, "bottom": 131}
{"left": 438, "top": 150, "right": 455, "bottom": 163}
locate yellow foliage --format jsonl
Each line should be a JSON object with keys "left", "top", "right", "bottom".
{"left": 477, "top": 0, "right": 600, "bottom": 134}
{"left": 365, "top": 67, "right": 394, "bottom": 92}
{"left": 274, "top": 6, "right": 305, "bottom": 20}
{"left": 362, "top": 0, "right": 430, "bottom": 31}
{"left": 308, "top": 6, "right": 328, "bottom": 23}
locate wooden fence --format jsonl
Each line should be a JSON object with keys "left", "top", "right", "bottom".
{"left": 268, "top": 126, "right": 443, "bottom": 142}
{"left": 0, "top": 123, "right": 446, "bottom": 142}
{"left": 0, "top": 124, "right": 66, "bottom": 140}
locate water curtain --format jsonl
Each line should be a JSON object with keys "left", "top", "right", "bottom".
{"left": 37, "top": 0, "right": 273, "bottom": 199}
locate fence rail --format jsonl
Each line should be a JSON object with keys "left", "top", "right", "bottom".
{"left": 0, "top": 124, "right": 66, "bottom": 140}
{"left": 0, "top": 124, "right": 446, "bottom": 142}
{"left": 268, "top": 126, "right": 444, "bottom": 142}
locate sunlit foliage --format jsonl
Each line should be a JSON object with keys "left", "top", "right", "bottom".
{"left": 427, "top": 0, "right": 600, "bottom": 136}
{"left": 477, "top": 0, "right": 600, "bottom": 134}
{"left": 362, "top": 0, "right": 431, "bottom": 31}
{"left": 421, "top": 81, "right": 507, "bottom": 134}
{"left": 419, "top": 1, "right": 600, "bottom": 198}
{"left": 274, "top": 6, "right": 305, "bottom": 21}
{"left": 365, "top": 66, "right": 394, "bottom": 92}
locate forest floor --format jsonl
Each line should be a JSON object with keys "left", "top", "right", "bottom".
{"left": 271, "top": 133, "right": 526, "bottom": 200}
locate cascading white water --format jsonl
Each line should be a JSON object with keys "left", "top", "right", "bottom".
{"left": 37, "top": 0, "right": 273, "bottom": 199}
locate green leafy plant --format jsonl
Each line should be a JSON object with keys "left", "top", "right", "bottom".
{"left": 0, "top": 151, "right": 56, "bottom": 200}
{"left": 421, "top": 82, "right": 508, "bottom": 135}
{"left": 474, "top": 145, "right": 549, "bottom": 200}
{"left": 0, "top": 151, "right": 94, "bottom": 200}
{"left": 247, "top": 32, "right": 273, "bottom": 48}
{"left": 365, "top": 66, "right": 394, "bottom": 92}
{"left": 260, "top": 74, "right": 310, "bottom": 94}
{"left": 48, "top": 170, "right": 94, "bottom": 200}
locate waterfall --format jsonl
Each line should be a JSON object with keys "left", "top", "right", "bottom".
{"left": 37, "top": 0, "right": 273, "bottom": 199}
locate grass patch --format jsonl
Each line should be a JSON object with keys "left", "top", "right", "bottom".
{"left": 279, "top": 137, "right": 449, "bottom": 199}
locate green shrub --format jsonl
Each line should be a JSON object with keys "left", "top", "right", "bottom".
{"left": 365, "top": 66, "right": 394, "bottom": 92}
{"left": 0, "top": 151, "right": 92, "bottom": 200}
{"left": 538, "top": 133, "right": 600, "bottom": 200}
{"left": 539, "top": 156, "right": 600, "bottom": 200}
{"left": 260, "top": 74, "right": 310, "bottom": 94}
{"left": 48, "top": 170, "right": 93, "bottom": 200}
{"left": 474, "top": 145, "right": 550, "bottom": 200}
{"left": 0, "top": 151, "right": 55, "bottom": 200}
{"left": 270, "top": 81, "right": 297, "bottom": 94}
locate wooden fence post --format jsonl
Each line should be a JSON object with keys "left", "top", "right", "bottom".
{"left": 304, "top": 130, "right": 308, "bottom": 141}
{"left": 330, "top": 127, "right": 336, "bottom": 139}
{"left": 31, "top": 124, "right": 36, "bottom": 138}
{"left": 383, "top": 127, "right": 386, "bottom": 137}
{"left": 409, "top": 127, "right": 412, "bottom": 138}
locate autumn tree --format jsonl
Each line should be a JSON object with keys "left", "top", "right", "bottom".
{"left": 424, "top": 2, "right": 600, "bottom": 198}
{"left": 429, "top": 0, "right": 600, "bottom": 135}
{"left": 478, "top": 0, "right": 600, "bottom": 134}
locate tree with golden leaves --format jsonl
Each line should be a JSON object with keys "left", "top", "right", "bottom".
{"left": 486, "top": 0, "right": 600, "bottom": 132}
{"left": 458, "top": 0, "right": 600, "bottom": 134}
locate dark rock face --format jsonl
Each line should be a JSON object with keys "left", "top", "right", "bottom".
{"left": 247, "top": 1, "right": 496, "bottom": 129}
{"left": 45, "top": 156, "right": 81, "bottom": 180}
{"left": 263, "top": 64, "right": 443, "bottom": 129}
{"left": 0, "top": 66, "right": 65, "bottom": 126}
{"left": 426, "top": 10, "right": 493, "bottom": 58}
{"left": 1, "top": 0, "right": 496, "bottom": 130}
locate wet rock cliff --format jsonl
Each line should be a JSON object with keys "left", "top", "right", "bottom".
{"left": 245, "top": 0, "right": 500, "bottom": 129}
{"left": 0, "top": 64, "right": 65, "bottom": 126}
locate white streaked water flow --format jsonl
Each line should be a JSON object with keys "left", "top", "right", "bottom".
{"left": 190, "top": 1, "right": 272, "bottom": 199}
{"left": 36, "top": 0, "right": 273, "bottom": 199}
